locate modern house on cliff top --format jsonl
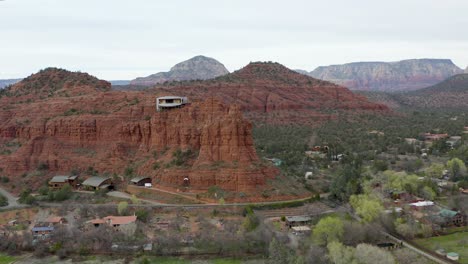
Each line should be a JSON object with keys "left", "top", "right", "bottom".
{"left": 156, "top": 96, "right": 188, "bottom": 111}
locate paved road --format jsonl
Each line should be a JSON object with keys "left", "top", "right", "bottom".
{"left": 347, "top": 207, "right": 452, "bottom": 264}
{"left": 382, "top": 232, "right": 452, "bottom": 264}
{"left": 0, "top": 186, "right": 25, "bottom": 209}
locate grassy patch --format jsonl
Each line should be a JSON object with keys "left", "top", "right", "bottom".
{"left": 0, "top": 254, "right": 16, "bottom": 264}
{"left": 414, "top": 232, "right": 468, "bottom": 264}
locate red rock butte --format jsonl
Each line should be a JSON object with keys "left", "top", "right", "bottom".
{"left": 0, "top": 68, "right": 275, "bottom": 192}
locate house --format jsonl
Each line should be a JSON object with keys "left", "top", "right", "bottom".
{"left": 82, "top": 176, "right": 113, "bottom": 191}
{"left": 48, "top": 175, "right": 79, "bottom": 190}
{"left": 45, "top": 216, "right": 67, "bottom": 226}
{"left": 31, "top": 226, "right": 54, "bottom": 239}
{"left": 156, "top": 96, "right": 188, "bottom": 111}
{"left": 88, "top": 215, "right": 137, "bottom": 236}
{"left": 446, "top": 136, "right": 462, "bottom": 149}
{"left": 285, "top": 216, "right": 312, "bottom": 228}
{"left": 130, "top": 176, "right": 152, "bottom": 186}
{"left": 439, "top": 209, "right": 466, "bottom": 227}
{"left": 446, "top": 252, "right": 459, "bottom": 261}
{"left": 409, "top": 200, "right": 434, "bottom": 208}
{"left": 421, "top": 133, "right": 449, "bottom": 142}
{"left": 405, "top": 138, "right": 418, "bottom": 144}
{"left": 291, "top": 226, "right": 311, "bottom": 235}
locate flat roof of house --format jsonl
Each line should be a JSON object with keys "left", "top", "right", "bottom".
{"left": 46, "top": 216, "right": 65, "bottom": 223}
{"left": 286, "top": 216, "right": 312, "bottom": 222}
{"left": 49, "top": 175, "right": 69, "bottom": 183}
{"left": 104, "top": 216, "right": 137, "bottom": 225}
{"left": 82, "top": 177, "right": 110, "bottom": 187}
{"left": 130, "top": 176, "right": 151, "bottom": 183}
{"left": 291, "top": 226, "right": 311, "bottom": 231}
{"left": 157, "top": 96, "right": 187, "bottom": 100}
{"left": 32, "top": 226, "right": 54, "bottom": 232}
{"left": 410, "top": 201, "right": 434, "bottom": 207}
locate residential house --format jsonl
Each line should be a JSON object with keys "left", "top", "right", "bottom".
{"left": 130, "top": 176, "right": 152, "bottom": 186}
{"left": 45, "top": 216, "right": 67, "bottom": 226}
{"left": 48, "top": 175, "right": 79, "bottom": 190}
{"left": 82, "top": 176, "right": 113, "bottom": 191}
{"left": 31, "top": 226, "right": 54, "bottom": 239}
{"left": 439, "top": 209, "right": 466, "bottom": 227}
{"left": 446, "top": 136, "right": 462, "bottom": 149}
{"left": 88, "top": 215, "right": 137, "bottom": 236}
{"left": 421, "top": 133, "right": 449, "bottom": 142}
{"left": 156, "top": 96, "right": 188, "bottom": 111}
{"left": 285, "top": 216, "right": 312, "bottom": 228}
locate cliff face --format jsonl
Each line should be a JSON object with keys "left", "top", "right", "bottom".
{"left": 152, "top": 62, "right": 389, "bottom": 125}
{"left": 308, "top": 59, "right": 463, "bottom": 92}
{"left": 130, "top": 55, "right": 229, "bottom": 86}
{"left": 0, "top": 69, "right": 274, "bottom": 192}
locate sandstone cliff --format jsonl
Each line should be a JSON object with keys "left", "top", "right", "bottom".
{"left": 306, "top": 59, "right": 463, "bottom": 92}
{"left": 0, "top": 68, "right": 274, "bottom": 193}
{"left": 152, "top": 62, "right": 389, "bottom": 125}
{"left": 130, "top": 55, "right": 229, "bottom": 86}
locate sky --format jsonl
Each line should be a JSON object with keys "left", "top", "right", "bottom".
{"left": 1, "top": 0, "right": 468, "bottom": 80}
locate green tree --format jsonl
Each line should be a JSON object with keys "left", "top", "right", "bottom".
{"left": 350, "top": 194, "right": 383, "bottom": 223}
{"left": 426, "top": 163, "right": 444, "bottom": 179}
{"left": 447, "top": 158, "right": 467, "bottom": 180}
{"left": 313, "top": 216, "right": 344, "bottom": 246}
{"left": 355, "top": 243, "right": 396, "bottom": 264}
{"left": 327, "top": 241, "right": 358, "bottom": 264}
{"left": 117, "top": 201, "right": 128, "bottom": 216}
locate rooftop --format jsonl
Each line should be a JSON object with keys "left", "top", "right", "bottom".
{"left": 130, "top": 176, "right": 151, "bottom": 183}
{"left": 410, "top": 201, "right": 434, "bottom": 207}
{"left": 82, "top": 176, "right": 110, "bottom": 187}
{"left": 31, "top": 226, "right": 54, "bottom": 232}
{"left": 286, "top": 216, "right": 312, "bottom": 222}
{"left": 49, "top": 175, "right": 70, "bottom": 183}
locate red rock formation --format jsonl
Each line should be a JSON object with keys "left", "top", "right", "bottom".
{"left": 0, "top": 69, "right": 275, "bottom": 192}
{"left": 151, "top": 62, "right": 389, "bottom": 125}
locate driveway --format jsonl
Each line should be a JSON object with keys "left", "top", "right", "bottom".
{"left": 0, "top": 185, "right": 25, "bottom": 209}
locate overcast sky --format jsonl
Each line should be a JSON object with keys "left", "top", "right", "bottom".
{"left": 1, "top": 0, "right": 467, "bottom": 80}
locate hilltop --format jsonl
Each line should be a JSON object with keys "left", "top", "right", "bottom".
{"left": 302, "top": 59, "right": 462, "bottom": 92}
{"left": 1, "top": 68, "right": 111, "bottom": 100}
{"left": 130, "top": 55, "right": 229, "bottom": 86}
{"left": 152, "top": 62, "right": 389, "bottom": 125}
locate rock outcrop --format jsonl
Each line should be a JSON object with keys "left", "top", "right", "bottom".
{"left": 0, "top": 69, "right": 274, "bottom": 192}
{"left": 306, "top": 59, "right": 463, "bottom": 92}
{"left": 130, "top": 55, "right": 229, "bottom": 86}
{"left": 152, "top": 62, "right": 389, "bottom": 125}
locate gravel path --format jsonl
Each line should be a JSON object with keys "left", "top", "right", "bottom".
{"left": 0, "top": 185, "right": 25, "bottom": 209}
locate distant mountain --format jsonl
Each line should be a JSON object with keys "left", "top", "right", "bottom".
{"left": 359, "top": 74, "right": 468, "bottom": 109}
{"left": 109, "top": 80, "right": 130, "bottom": 86}
{"left": 304, "top": 59, "right": 463, "bottom": 92}
{"left": 0, "top": 78, "right": 22, "bottom": 89}
{"left": 130, "top": 55, "right": 229, "bottom": 86}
